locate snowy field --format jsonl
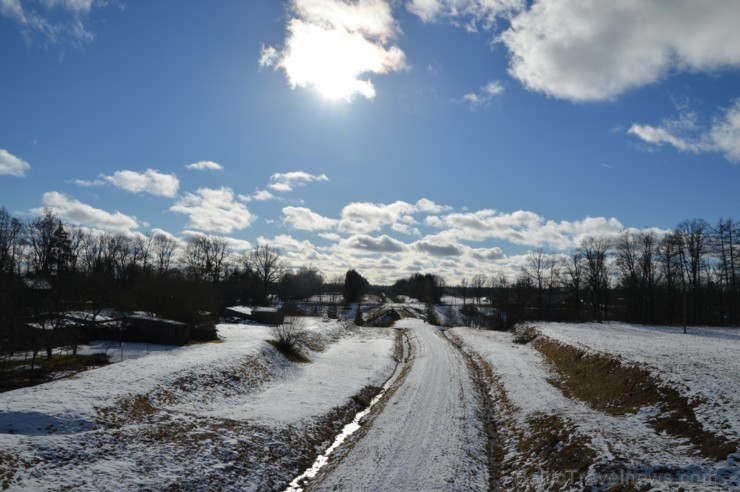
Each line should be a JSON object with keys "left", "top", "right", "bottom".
{"left": 451, "top": 323, "right": 739, "bottom": 491}
{"left": 536, "top": 322, "right": 740, "bottom": 443}
{"left": 0, "top": 319, "right": 397, "bottom": 490}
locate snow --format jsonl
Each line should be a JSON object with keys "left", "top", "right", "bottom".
{"left": 451, "top": 324, "right": 739, "bottom": 490}
{"left": 535, "top": 322, "right": 740, "bottom": 443}
{"left": 4, "top": 302, "right": 736, "bottom": 491}
{"left": 0, "top": 318, "right": 397, "bottom": 490}
{"left": 312, "top": 319, "right": 489, "bottom": 491}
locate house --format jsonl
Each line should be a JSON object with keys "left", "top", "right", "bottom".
{"left": 225, "top": 306, "right": 284, "bottom": 325}
{"left": 123, "top": 313, "right": 190, "bottom": 346}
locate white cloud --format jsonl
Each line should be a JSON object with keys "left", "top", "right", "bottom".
{"left": 392, "top": 223, "right": 421, "bottom": 237}
{"left": 282, "top": 206, "right": 338, "bottom": 231}
{"left": 407, "top": 0, "right": 524, "bottom": 30}
{"left": 185, "top": 160, "right": 223, "bottom": 171}
{"left": 319, "top": 232, "right": 341, "bottom": 241}
{"left": 269, "top": 171, "right": 329, "bottom": 192}
{"left": 34, "top": 191, "right": 139, "bottom": 235}
{"left": 170, "top": 187, "right": 254, "bottom": 234}
{"left": 181, "top": 230, "right": 252, "bottom": 252}
{"left": 709, "top": 100, "right": 740, "bottom": 163}
{"left": 501, "top": 0, "right": 740, "bottom": 102}
{"left": 436, "top": 209, "right": 623, "bottom": 249}
{"left": 461, "top": 80, "right": 504, "bottom": 109}
{"left": 414, "top": 198, "right": 452, "bottom": 214}
{"left": 72, "top": 178, "right": 105, "bottom": 187}
{"left": 78, "top": 169, "right": 180, "bottom": 197}
{"left": 413, "top": 238, "right": 462, "bottom": 257}
{"left": 341, "top": 234, "right": 409, "bottom": 254}
{"left": 338, "top": 198, "right": 452, "bottom": 234}
{"left": 628, "top": 123, "right": 699, "bottom": 153}
{"left": 0, "top": 0, "right": 102, "bottom": 45}
{"left": 339, "top": 200, "right": 416, "bottom": 234}
{"left": 629, "top": 99, "right": 740, "bottom": 163}
{"left": 239, "top": 189, "right": 277, "bottom": 202}
{"left": 262, "top": 0, "right": 406, "bottom": 101}
{"left": 0, "top": 148, "right": 31, "bottom": 177}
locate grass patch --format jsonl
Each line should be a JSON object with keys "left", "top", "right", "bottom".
{"left": 534, "top": 337, "right": 736, "bottom": 460}
{"left": 0, "top": 353, "right": 110, "bottom": 393}
{"left": 185, "top": 338, "right": 224, "bottom": 346}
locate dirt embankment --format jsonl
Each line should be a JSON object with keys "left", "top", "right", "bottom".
{"left": 534, "top": 336, "right": 736, "bottom": 461}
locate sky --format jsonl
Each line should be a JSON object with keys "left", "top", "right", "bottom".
{"left": 1, "top": 0, "right": 739, "bottom": 284}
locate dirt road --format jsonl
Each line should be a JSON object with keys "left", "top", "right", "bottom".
{"left": 311, "top": 318, "right": 489, "bottom": 491}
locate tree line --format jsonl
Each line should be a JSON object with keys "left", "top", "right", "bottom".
{"left": 1, "top": 205, "right": 737, "bottom": 360}
{"left": 0, "top": 207, "right": 344, "bottom": 359}
{"left": 454, "top": 218, "right": 739, "bottom": 328}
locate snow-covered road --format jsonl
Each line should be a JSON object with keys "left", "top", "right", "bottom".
{"left": 311, "top": 319, "right": 489, "bottom": 491}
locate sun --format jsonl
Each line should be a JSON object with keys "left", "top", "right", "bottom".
{"left": 280, "top": 19, "right": 388, "bottom": 102}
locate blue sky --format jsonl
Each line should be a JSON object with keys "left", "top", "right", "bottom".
{"left": 1, "top": 0, "right": 739, "bottom": 283}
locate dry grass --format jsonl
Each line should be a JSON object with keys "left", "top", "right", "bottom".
{"left": 93, "top": 381, "right": 391, "bottom": 490}
{"left": 516, "top": 414, "right": 596, "bottom": 478}
{"left": 512, "top": 325, "right": 539, "bottom": 345}
{"left": 534, "top": 336, "right": 736, "bottom": 460}
{"left": 448, "top": 331, "right": 600, "bottom": 491}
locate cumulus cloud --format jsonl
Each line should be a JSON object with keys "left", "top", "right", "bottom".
{"left": 34, "top": 191, "right": 139, "bottom": 235}
{"left": 501, "top": 0, "right": 740, "bottom": 101}
{"left": 708, "top": 101, "right": 740, "bottom": 163}
{"left": 414, "top": 198, "right": 452, "bottom": 214}
{"left": 185, "top": 160, "right": 223, "bottom": 171}
{"left": 261, "top": 0, "right": 406, "bottom": 101}
{"left": 0, "top": 0, "right": 105, "bottom": 45}
{"left": 413, "top": 238, "right": 462, "bottom": 257}
{"left": 282, "top": 206, "right": 338, "bottom": 230}
{"left": 239, "top": 189, "right": 278, "bottom": 202}
{"left": 460, "top": 80, "right": 505, "bottom": 109}
{"left": 0, "top": 148, "right": 31, "bottom": 177}
{"left": 170, "top": 187, "right": 254, "bottom": 234}
{"left": 103, "top": 169, "right": 180, "bottom": 197}
{"left": 392, "top": 223, "right": 421, "bottom": 237}
{"left": 341, "top": 234, "right": 409, "bottom": 253}
{"left": 269, "top": 171, "right": 329, "bottom": 192}
{"left": 629, "top": 99, "right": 740, "bottom": 163}
{"left": 339, "top": 198, "right": 451, "bottom": 234}
{"left": 437, "top": 209, "right": 624, "bottom": 249}
{"left": 76, "top": 169, "right": 180, "bottom": 197}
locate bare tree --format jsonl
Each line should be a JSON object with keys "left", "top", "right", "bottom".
{"left": 523, "top": 249, "right": 555, "bottom": 312}
{"left": 152, "top": 232, "right": 178, "bottom": 274}
{"left": 184, "top": 235, "right": 230, "bottom": 283}
{"left": 579, "top": 236, "right": 611, "bottom": 322}
{"left": 676, "top": 219, "right": 710, "bottom": 324}
{"left": 28, "top": 208, "right": 71, "bottom": 277}
{"left": 560, "top": 250, "right": 585, "bottom": 320}
{"left": 713, "top": 218, "right": 738, "bottom": 324}
{"left": 471, "top": 274, "right": 487, "bottom": 305}
{"left": 243, "top": 244, "right": 286, "bottom": 292}
{"left": 0, "top": 207, "right": 24, "bottom": 275}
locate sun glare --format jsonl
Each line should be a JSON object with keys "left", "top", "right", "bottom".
{"left": 280, "top": 18, "right": 403, "bottom": 102}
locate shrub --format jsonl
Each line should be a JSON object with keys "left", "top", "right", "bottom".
{"left": 269, "top": 316, "right": 309, "bottom": 361}
{"left": 512, "top": 324, "right": 538, "bottom": 344}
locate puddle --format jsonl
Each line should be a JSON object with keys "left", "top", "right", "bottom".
{"left": 285, "top": 330, "right": 410, "bottom": 492}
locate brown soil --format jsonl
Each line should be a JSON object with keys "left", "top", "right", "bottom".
{"left": 534, "top": 337, "right": 736, "bottom": 460}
